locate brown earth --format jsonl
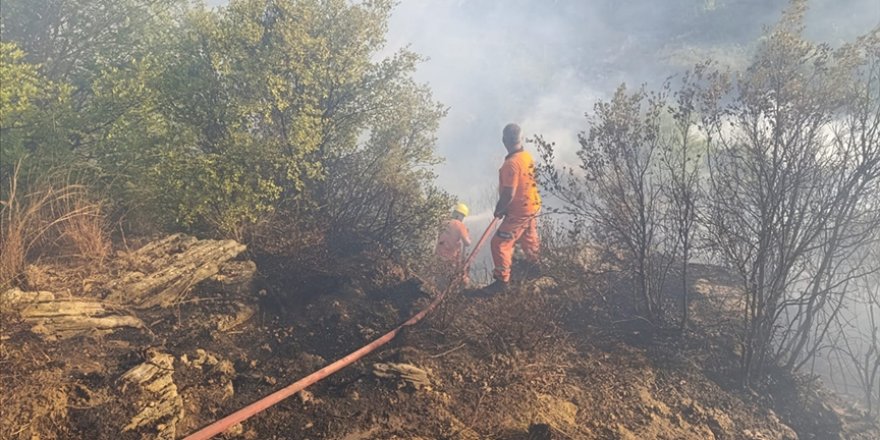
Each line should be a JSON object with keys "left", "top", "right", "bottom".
{"left": 1, "top": 236, "right": 877, "bottom": 440}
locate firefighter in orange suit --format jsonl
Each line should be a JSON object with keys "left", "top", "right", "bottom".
{"left": 484, "top": 123, "right": 541, "bottom": 293}
{"left": 434, "top": 203, "right": 472, "bottom": 289}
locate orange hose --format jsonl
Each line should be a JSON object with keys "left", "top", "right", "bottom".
{"left": 182, "top": 217, "right": 499, "bottom": 440}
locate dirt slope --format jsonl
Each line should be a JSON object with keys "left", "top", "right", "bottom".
{"left": 1, "top": 236, "right": 876, "bottom": 439}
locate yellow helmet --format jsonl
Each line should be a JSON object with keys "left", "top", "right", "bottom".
{"left": 453, "top": 203, "right": 469, "bottom": 217}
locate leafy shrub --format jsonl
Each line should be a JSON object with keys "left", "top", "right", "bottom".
{"left": 1, "top": 0, "right": 451, "bottom": 265}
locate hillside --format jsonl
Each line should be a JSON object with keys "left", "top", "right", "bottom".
{"left": 2, "top": 235, "right": 875, "bottom": 440}
{"left": 2, "top": 1, "right": 879, "bottom": 439}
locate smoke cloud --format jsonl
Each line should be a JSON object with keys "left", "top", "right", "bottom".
{"left": 382, "top": 0, "right": 878, "bottom": 214}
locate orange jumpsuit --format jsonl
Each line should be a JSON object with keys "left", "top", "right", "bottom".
{"left": 491, "top": 149, "right": 541, "bottom": 282}
{"left": 436, "top": 218, "right": 471, "bottom": 262}
{"left": 435, "top": 218, "right": 471, "bottom": 288}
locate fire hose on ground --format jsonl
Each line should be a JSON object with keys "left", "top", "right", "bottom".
{"left": 183, "top": 217, "right": 500, "bottom": 440}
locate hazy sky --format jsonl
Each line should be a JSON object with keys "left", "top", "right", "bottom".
{"left": 380, "top": 0, "right": 878, "bottom": 221}
{"left": 207, "top": 0, "right": 879, "bottom": 221}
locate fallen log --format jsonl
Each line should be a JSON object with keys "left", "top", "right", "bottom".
{"left": 104, "top": 234, "right": 246, "bottom": 308}
{"left": 3, "top": 235, "right": 250, "bottom": 340}
{"left": 1, "top": 288, "right": 143, "bottom": 340}
{"left": 120, "top": 348, "right": 183, "bottom": 440}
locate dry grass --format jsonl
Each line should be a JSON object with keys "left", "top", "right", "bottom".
{"left": 55, "top": 195, "right": 111, "bottom": 263}
{"left": 1, "top": 163, "right": 110, "bottom": 288}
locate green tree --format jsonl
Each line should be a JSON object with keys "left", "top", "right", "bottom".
{"left": 2, "top": 0, "right": 451, "bottom": 261}
{"left": 0, "top": 42, "right": 75, "bottom": 182}
{"left": 141, "top": 0, "right": 450, "bottom": 251}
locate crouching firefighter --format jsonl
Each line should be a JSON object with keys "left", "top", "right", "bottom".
{"left": 434, "top": 203, "right": 472, "bottom": 289}
{"left": 483, "top": 123, "right": 541, "bottom": 294}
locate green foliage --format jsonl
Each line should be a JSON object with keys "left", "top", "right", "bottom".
{"left": 0, "top": 44, "right": 41, "bottom": 123}
{"left": 0, "top": 43, "right": 75, "bottom": 182}
{"left": 321, "top": 77, "right": 451, "bottom": 259}
{"left": 142, "top": 136, "right": 284, "bottom": 238}
{"left": 0, "top": 0, "right": 450, "bottom": 261}
{"left": 0, "top": 0, "right": 180, "bottom": 87}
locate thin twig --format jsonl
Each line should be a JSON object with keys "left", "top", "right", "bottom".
{"left": 429, "top": 342, "right": 466, "bottom": 359}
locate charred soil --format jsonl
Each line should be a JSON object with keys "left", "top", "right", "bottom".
{"left": 1, "top": 237, "right": 877, "bottom": 439}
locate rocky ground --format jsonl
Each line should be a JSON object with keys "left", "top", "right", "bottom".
{"left": 1, "top": 235, "right": 876, "bottom": 439}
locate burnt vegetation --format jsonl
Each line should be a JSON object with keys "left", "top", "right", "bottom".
{"left": 536, "top": 0, "right": 880, "bottom": 418}
{"left": 1, "top": 0, "right": 879, "bottom": 439}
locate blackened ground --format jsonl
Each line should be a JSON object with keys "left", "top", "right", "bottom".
{"left": 2, "top": 252, "right": 877, "bottom": 440}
